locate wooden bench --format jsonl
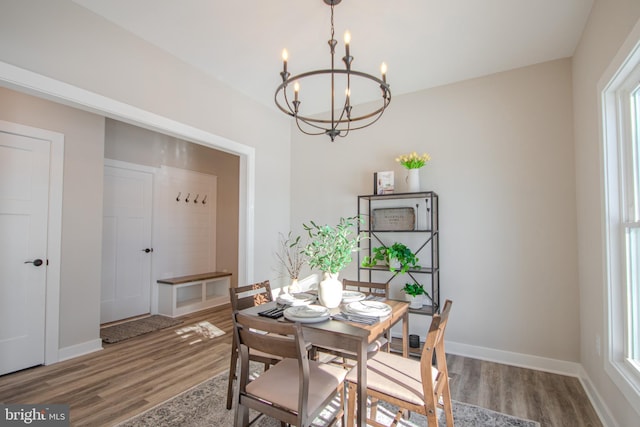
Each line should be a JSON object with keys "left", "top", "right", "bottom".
{"left": 157, "top": 272, "right": 232, "bottom": 317}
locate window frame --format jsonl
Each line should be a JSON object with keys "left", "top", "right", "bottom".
{"left": 601, "top": 30, "right": 640, "bottom": 409}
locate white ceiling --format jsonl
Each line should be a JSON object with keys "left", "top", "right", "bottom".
{"left": 73, "top": 0, "right": 593, "bottom": 114}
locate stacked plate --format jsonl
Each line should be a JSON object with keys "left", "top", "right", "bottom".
{"left": 284, "top": 305, "right": 331, "bottom": 323}
{"left": 341, "top": 290, "right": 366, "bottom": 303}
{"left": 276, "top": 292, "right": 316, "bottom": 306}
{"left": 344, "top": 300, "right": 392, "bottom": 318}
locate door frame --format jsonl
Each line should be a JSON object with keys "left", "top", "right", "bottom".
{"left": 0, "top": 119, "right": 63, "bottom": 366}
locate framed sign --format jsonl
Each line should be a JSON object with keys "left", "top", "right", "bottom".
{"left": 373, "top": 171, "right": 394, "bottom": 195}
{"left": 371, "top": 207, "right": 415, "bottom": 230}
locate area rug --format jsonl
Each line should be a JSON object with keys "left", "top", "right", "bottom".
{"left": 116, "top": 367, "right": 540, "bottom": 426}
{"left": 101, "top": 315, "right": 183, "bottom": 344}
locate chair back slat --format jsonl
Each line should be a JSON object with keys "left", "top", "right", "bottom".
{"left": 342, "top": 279, "right": 389, "bottom": 298}
{"left": 234, "top": 312, "right": 301, "bottom": 359}
{"left": 230, "top": 280, "right": 273, "bottom": 311}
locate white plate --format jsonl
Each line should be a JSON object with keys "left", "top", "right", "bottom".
{"left": 341, "top": 291, "right": 366, "bottom": 303}
{"left": 345, "top": 301, "right": 392, "bottom": 317}
{"left": 277, "top": 292, "right": 316, "bottom": 306}
{"left": 284, "top": 305, "right": 330, "bottom": 323}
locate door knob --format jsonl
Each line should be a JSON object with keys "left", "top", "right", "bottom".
{"left": 24, "top": 259, "right": 43, "bottom": 267}
{"left": 142, "top": 248, "right": 154, "bottom": 253}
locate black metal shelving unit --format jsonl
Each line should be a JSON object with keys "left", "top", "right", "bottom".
{"left": 357, "top": 191, "right": 440, "bottom": 315}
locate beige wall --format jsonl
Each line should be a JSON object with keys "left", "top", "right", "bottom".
{"left": 104, "top": 119, "right": 240, "bottom": 287}
{"left": 573, "top": 0, "right": 640, "bottom": 425}
{"left": 292, "top": 58, "right": 579, "bottom": 362}
{"left": 0, "top": 86, "right": 105, "bottom": 349}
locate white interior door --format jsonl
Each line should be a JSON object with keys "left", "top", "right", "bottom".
{"left": 0, "top": 130, "right": 50, "bottom": 375}
{"left": 101, "top": 164, "right": 153, "bottom": 324}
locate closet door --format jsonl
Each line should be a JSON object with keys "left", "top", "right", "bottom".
{"left": 101, "top": 163, "right": 153, "bottom": 324}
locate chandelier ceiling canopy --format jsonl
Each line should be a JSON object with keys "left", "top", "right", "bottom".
{"left": 274, "top": 0, "right": 391, "bottom": 142}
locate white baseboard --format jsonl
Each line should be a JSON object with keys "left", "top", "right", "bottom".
{"left": 577, "top": 365, "right": 619, "bottom": 427}
{"left": 444, "top": 340, "right": 582, "bottom": 376}
{"left": 56, "top": 339, "right": 103, "bottom": 362}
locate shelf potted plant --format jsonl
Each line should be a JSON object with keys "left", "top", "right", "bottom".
{"left": 274, "top": 231, "right": 306, "bottom": 293}
{"left": 303, "top": 216, "right": 363, "bottom": 308}
{"left": 361, "top": 242, "right": 420, "bottom": 274}
{"left": 402, "top": 282, "right": 426, "bottom": 309}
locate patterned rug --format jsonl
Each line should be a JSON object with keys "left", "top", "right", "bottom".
{"left": 116, "top": 367, "right": 540, "bottom": 426}
{"left": 101, "top": 315, "right": 183, "bottom": 344}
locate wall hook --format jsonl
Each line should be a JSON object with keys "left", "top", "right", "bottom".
{"left": 176, "top": 192, "right": 181, "bottom": 202}
{"left": 193, "top": 194, "right": 199, "bottom": 203}
{"left": 202, "top": 195, "right": 207, "bottom": 205}
{"left": 185, "top": 193, "right": 190, "bottom": 203}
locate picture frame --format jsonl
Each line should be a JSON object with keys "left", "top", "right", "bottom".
{"left": 373, "top": 171, "right": 394, "bottom": 195}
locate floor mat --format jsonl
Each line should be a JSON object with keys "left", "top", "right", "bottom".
{"left": 101, "top": 315, "right": 183, "bottom": 344}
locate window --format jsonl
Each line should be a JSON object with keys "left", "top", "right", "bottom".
{"left": 602, "top": 35, "right": 640, "bottom": 407}
{"left": 630, "top": 86, "right": 640, "bottom": 368}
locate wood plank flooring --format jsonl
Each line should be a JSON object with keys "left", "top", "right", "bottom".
{"left": 0, "top": 305, "right": 602, "bottom": 427}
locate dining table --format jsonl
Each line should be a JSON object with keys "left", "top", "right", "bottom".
{"left": 240, "top": 297, "right": 409, "bottom": 427}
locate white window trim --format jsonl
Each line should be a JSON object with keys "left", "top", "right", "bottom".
{"left": 600, "top": 19, "right": 640, "bottom": 411}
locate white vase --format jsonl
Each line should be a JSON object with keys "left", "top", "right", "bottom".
{"left": 406, "top": 294, "right": 423, "bottom": 309}
{"left": 318, "top": 272, "right": 343, "bottom": 308}
{"left": 289, "top": 278, "right": 300, "bottom": 293}
{"left": 406, "top": 168, "right": 420, "bottom": 193}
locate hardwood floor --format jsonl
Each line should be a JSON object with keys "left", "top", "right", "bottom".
{"left": 446, "top": 355, "right": 602, "bottom": 427}
{"left": 0, "top": 305, "right": 602, "bottom": 427}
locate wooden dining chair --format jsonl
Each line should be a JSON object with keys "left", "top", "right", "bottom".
{"left": 226, "top": 281, "right": 281, "bottom": 410}
{"left": 345, "top": 299, "right": 454, "bottom": 427}
{"left": 232, "top": 311, "right": 350, "bottom": 427}
{"left": 343, "top": 279, "right": 391, "bottom": 352}
{"left": 312, "top": 279, "right": 391, "bottom": 368}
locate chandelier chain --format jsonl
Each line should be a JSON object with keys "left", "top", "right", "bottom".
{"left": 330, "top": 3, "right": 335, "bottom": 42}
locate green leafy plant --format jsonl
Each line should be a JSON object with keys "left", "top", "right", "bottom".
{"left": 302, "top": 216, "right": 363, "bottom": 274}
{"left": 361, "top": 242, "right": 420, "bottom": 274}
{"left": 274, "top": 231, "right": 306, "bottom": 280}
{"left": 402, "top": 282, "right": 426, "bottom": 297}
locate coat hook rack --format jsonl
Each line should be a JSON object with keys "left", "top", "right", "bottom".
{"left": 202, "top": 195, "right": 207, "bottom": 205}
{"left": 193, "top": 194, "right": 199, "bottom": 203}
{"left": 185, "top": 193, "right": 190, "bottom": 203}
{"left": 176, "top": 192, "right": 181, "bottom": 202}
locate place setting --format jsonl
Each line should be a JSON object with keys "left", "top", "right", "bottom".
{"left": 341, "top": 290, "right": 367, "bottom": 303}
{"left": 276, "top": 292, "right": 317, "bottom": 306}
{"left": 332, "top": 299, "right": 393, "bottom": 325}
{"left": 282, "top": 304, "right": 331, "bottom": 323}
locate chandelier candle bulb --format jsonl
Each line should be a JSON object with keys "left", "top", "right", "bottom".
{"left": 344, "top": 31, "right": 351, "bottom": 57}
{"left": 282, "top": 49, "right": 288, "bottom": 72}
{"left": 381, "top": 62, "right": 387, "bottom": 83}
{"left": 294, "top": 81, "right": 300, "bottom": 102}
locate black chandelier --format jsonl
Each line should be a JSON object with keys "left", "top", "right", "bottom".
{"left": 274, "top": 0, "right": 391, "bottom": 142}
